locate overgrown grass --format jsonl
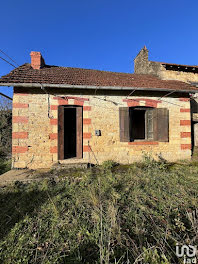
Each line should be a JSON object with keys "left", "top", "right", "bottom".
{"left": 0, "top": 157, "right": 198, "bottom": 263}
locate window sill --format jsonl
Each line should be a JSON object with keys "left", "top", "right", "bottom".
{"left": 128, "top": 141, "right": 159, "bottom": 145}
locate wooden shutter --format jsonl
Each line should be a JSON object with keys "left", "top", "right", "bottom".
{"left": 153, "top": 108, "right": 169, "bottom": 142}
{"left": 58, "top": 106, "right": 64, "bottom": 160}
{"left": 119, "top": 107, "right": 130, "bottom": 142}
{"left": 145, "top": 109, "right": 154, "bottom": 140}
{"left": 76, "top": 107, "right": 83, "bottom": 158}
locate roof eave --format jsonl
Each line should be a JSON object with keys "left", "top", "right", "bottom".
{"left": 0, "top": 82, "right": 196, "bottom": 93}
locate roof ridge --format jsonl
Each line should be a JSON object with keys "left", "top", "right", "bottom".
{"left": 0, "top": 62, "right": 197, "bottom": 92}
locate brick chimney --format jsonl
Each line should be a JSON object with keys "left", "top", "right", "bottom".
{"left": 30, "top": 51, "right": 45, "bottom": 69}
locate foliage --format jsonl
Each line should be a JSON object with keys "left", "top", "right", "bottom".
{"left": 101, "top": 160, "right": 119, "bottom": 171}
{"left": 0, "top": 158, "right": 198, "bottom": 263}
{"left": 0, "top": 96, "right": 12, "bottom": 158}
{"left": 0, "top": 159, "right": 11, "bottom": 175}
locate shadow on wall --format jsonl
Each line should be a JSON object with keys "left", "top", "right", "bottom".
{"left": 191, "top": 99, "right": 198, "bottom": 114}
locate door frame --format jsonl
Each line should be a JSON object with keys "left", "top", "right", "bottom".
{"left": 58, "top": 105, "right": 83, "bottom": 160}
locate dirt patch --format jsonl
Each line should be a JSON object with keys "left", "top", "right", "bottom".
{"left": 0, "top": 169, "right": 51, "bottom": 186}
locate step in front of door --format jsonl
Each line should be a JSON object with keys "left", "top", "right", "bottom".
{"left": 54, "top": 160, "right": 89, "bottom": 169}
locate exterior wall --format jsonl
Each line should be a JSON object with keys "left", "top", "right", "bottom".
{"left": 159, "top": 69, "right": 198, "bottom": 83}
{"left": 12, "top": 89, "right": 191, "bottom": 169}
{"left": 134, "top": 47, "right": 198, "bottom": 83}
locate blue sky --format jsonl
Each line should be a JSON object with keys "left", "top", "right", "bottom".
{"left": 0, "top": 0, "right": 198, "bottom": 98}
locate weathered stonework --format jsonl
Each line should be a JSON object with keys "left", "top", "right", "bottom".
{"left": 134, "top": 47, "right": 198, "bottom": 83}
{"left": 134, "top": 47, "right": 198, "bottom": 146}
{"left": 12, "top": 88, "right": 191, "bottom": 169}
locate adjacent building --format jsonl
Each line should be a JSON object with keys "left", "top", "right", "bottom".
{"left": 134, "top": 46, "right": 198, "bottom": 146}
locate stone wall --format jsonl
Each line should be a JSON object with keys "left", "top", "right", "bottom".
{"left": 134, "top": 47, "right": 163, "bottom": 76}
{"left": 12, "top": 88, "right": 191, "bottom": 169}
{"left": 134, "top": 47, "right": 198, "bottom": 83}
{"left": 159, "top": 69, "right": 198, "bottom": 83}
{"left": 134, "top": 48, "right": 198, "bottom": 144}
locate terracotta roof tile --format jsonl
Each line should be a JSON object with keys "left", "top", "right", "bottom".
{"left": 0, "top": 63, "right": 197, "bottom": 92}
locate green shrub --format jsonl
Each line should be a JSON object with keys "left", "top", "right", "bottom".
{"left": 0, "top": 159, "right": 11, "bottom": 175}
{"left": 101, "top": 160, "right": 119, "bottom": 171}
{"left": 0, "top": 109, "right": 12, "bottom": 158}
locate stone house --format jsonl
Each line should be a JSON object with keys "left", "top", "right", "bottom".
{"left": 134, "top": 46, "right": 198, "bottom": 146}
{"left": 0, "top": 51, "right": 197, "bottom": 169}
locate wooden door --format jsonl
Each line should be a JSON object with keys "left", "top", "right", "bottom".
{"left": 58, "top": 106, "right": 64, "bottom": 160}
{"left": 58, "top": 106, "right": 83, "bottom": 160}
{"left": 76, "top": 107, "right": 83, "bottom": 158}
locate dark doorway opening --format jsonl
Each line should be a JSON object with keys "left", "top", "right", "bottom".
{"left": 58, "top": 106, "right": 83, "bottom": 160}
{"left": 64, "top": 107, "right": 76, "bottom": 158}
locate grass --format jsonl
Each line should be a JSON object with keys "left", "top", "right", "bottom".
{"left": 0, "top": 156, "right": 198, "bottom": 263}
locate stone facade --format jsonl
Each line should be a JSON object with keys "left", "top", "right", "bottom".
{"left": 12, "top": 87, "right": 191, "bottom": 169}
{"left": 134, "top": 47, "right": 198, "bottom": 83}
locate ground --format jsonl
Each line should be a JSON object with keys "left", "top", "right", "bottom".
{"left": 0, "top": 168, "right": 51, "bottom": 186}
{"left": 0, "top": 157, "right": 198, "bottom": 264}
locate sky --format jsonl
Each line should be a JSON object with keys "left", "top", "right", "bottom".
{"left": 0, "top": 0, "right": 198, "bottom": 98}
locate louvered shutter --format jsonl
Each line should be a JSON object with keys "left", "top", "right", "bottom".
{"left": 153, "top": 108, "right": 169, "bottom": 142}
{"left": 145, "top": 109, "right": 154, "bottom": 140}
{"left": 119, "top": 107, "right": 130, "bottom": 142}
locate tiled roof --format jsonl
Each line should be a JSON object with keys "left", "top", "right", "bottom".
{"left": 0, "top": 63, "right": 198, "bottom": 92}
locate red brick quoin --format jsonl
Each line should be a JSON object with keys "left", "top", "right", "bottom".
{"left": 49, "top": 133, "right": 58, "bottom": 140}
{"left": 180, "top": 132, "right": 191, "bottom": 138}
{"left": 50, "top": 105, "right": 58, "bottom": 110}
{"left": 12, "top": 132, "right": 28, "bottom": 139}
{"left": 13, "top": 116, "right": 28, "bottom": 123}
{"left": 180, "top": 120, "right": 191, "bottom": 126}
{"left": 83, "top": 145, "right": 91, "bottom": 152}
{"left": 13, "top": 103, "right": 29, "bottom": 108}
{"left": 83, "top": 118, "right": 91, "bottom": 125}
{"left": 83, "top": 106, "right": 91, "bottom": 111}
{"left": 83, "top": 133, "right": 92, "bottom": 139}
{"left": 50, "top": 119, "right": 58, "bottom": 125}
{"left": 12, "top": 146, "right": 28, "bottom": 153}
{"left": 50, "top": 146, "right": 58, "bottom": 153}
{"left": 181, "top": 144, "right": 191, "bottom": 150}
{"left": 180, "top": 108, "right": 190, "bottom": 113}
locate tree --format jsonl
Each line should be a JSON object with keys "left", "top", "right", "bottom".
{"left": 0, "top": 96, "right": 12, "bottom": 158}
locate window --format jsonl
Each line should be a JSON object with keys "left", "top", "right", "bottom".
{"left": 119, "top": 107, "right": 169, "bottom": 142}
{"left": 130, "top": 108, "right": 154, "bottom": 141}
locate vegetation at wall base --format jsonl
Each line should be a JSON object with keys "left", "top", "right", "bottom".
{"left": 0, "top": 96, "right": 12, "bottom": 159}
{"left": 0, "top": 156, "right": 198, "bottom": 263}
{"left": 0, "top": 158, "right": 11, "bottom": 175}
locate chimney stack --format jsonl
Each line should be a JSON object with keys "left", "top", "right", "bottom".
{"left": 134, "top": 46, "right": 149, "bottom": 74}
{"left": 30, "top": 51, "right": 45, "bottom": 69}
